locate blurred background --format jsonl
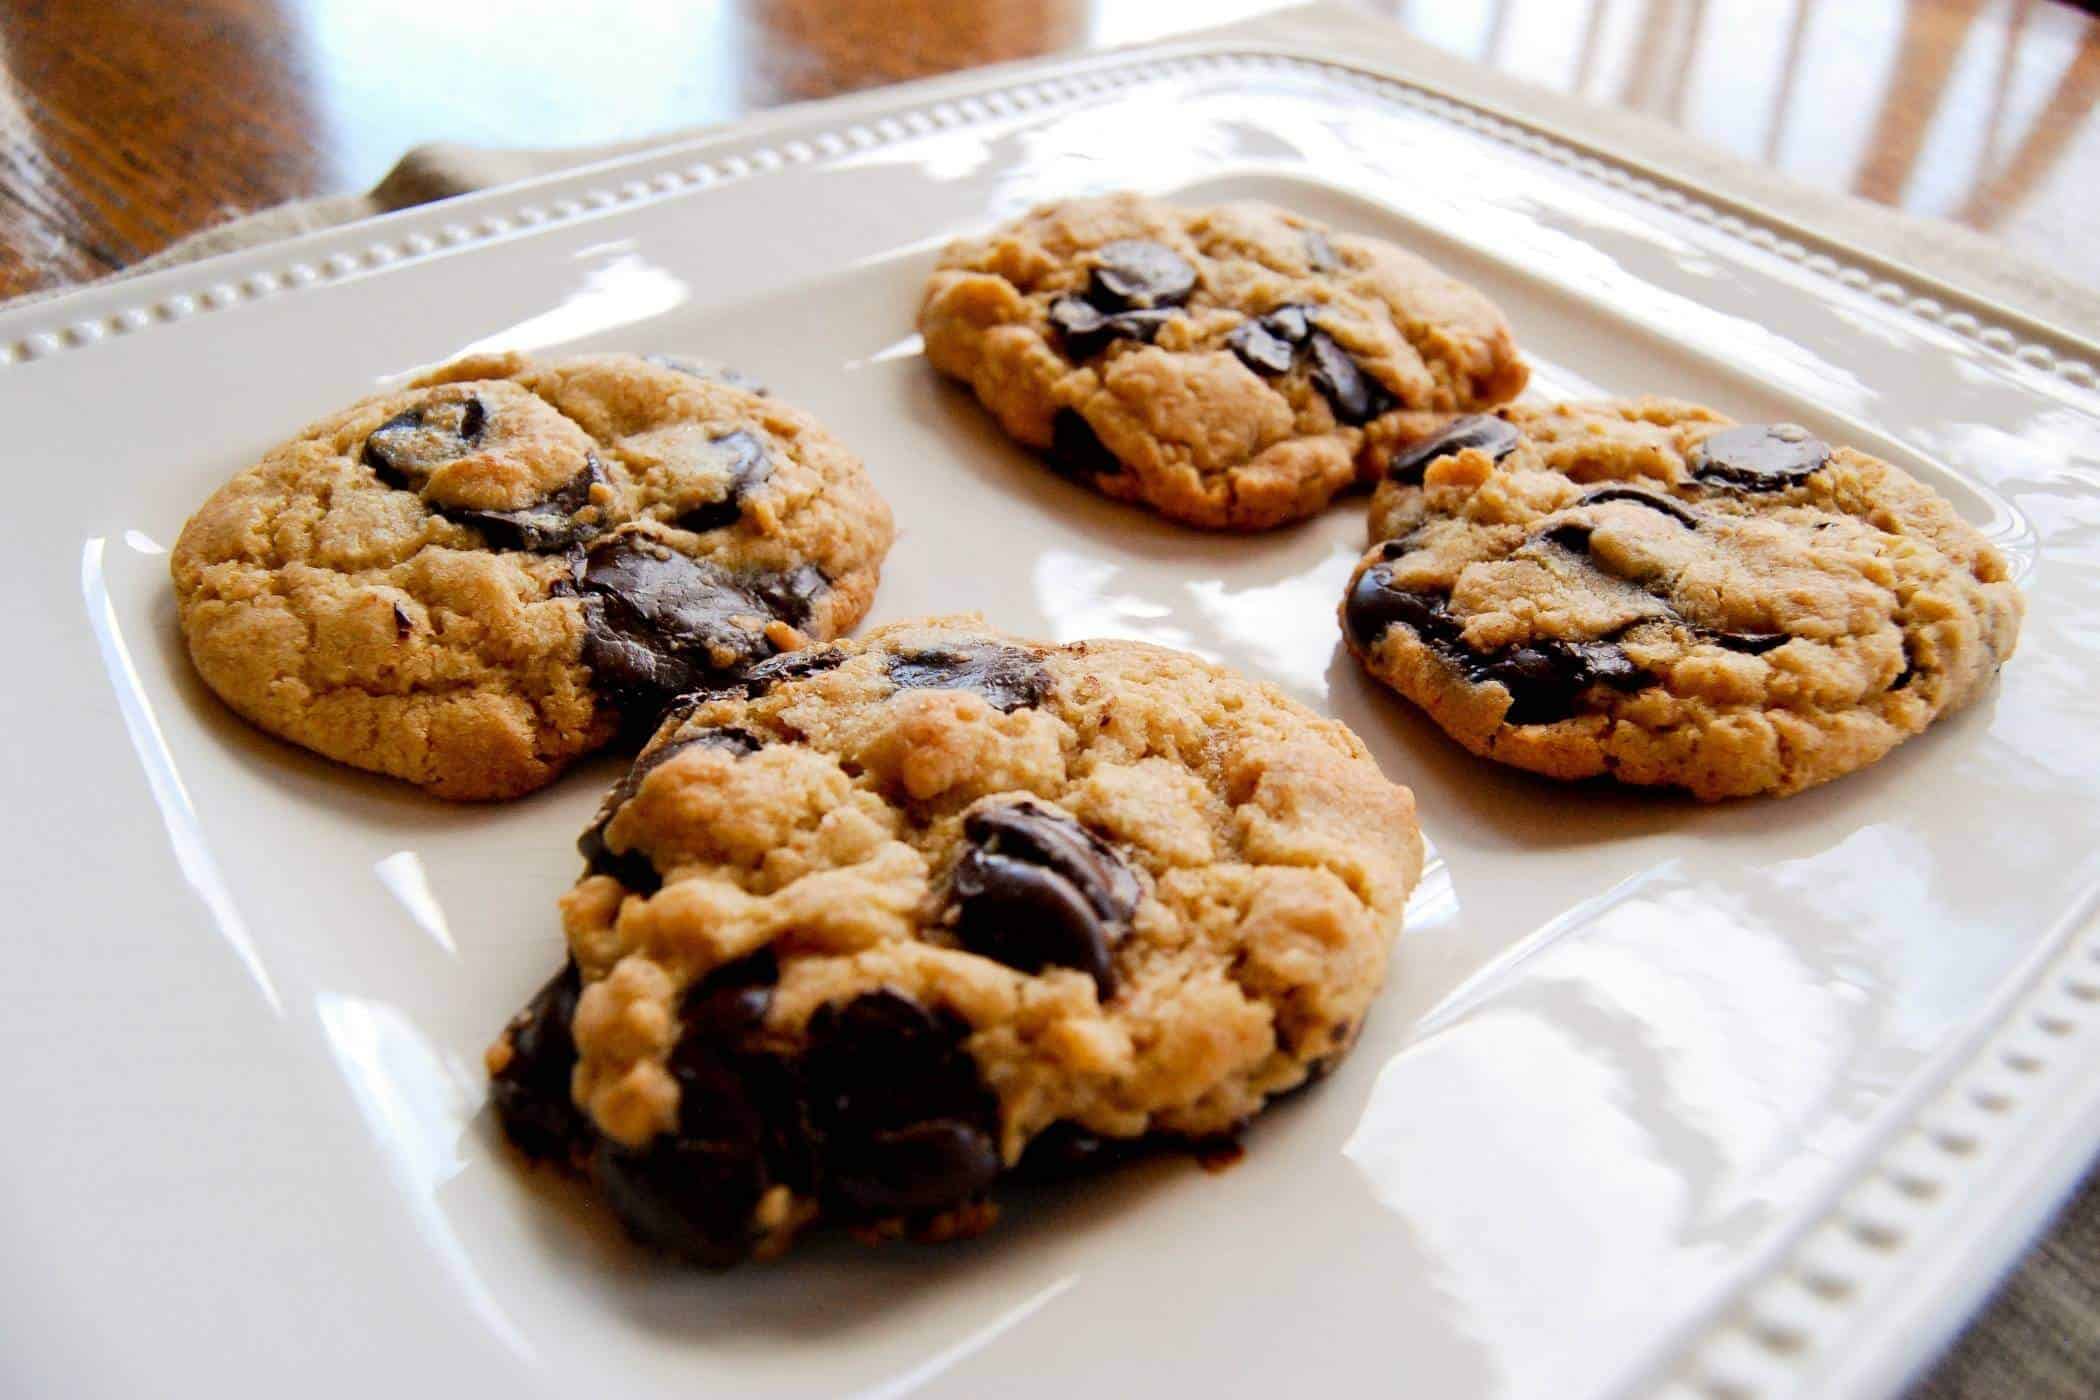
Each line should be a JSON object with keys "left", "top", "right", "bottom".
{"left": 1, "top": 0, "right": 2095, "bottom": 297}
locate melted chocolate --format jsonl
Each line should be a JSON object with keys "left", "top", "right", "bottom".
{"left": 1384, "top": 415, "right": 1520, "bottom": 485}
{"left": 887, "top": 642, "right": 1052, "bottom": 713}
{"left": 950, "top": 801, "right": 1141, "bottom": 997}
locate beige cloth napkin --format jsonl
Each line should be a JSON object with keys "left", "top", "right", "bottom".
{"left": 23, "top": 5, "right": 2094, "bottom": 1393}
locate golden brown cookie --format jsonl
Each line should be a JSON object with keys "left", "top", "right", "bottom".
{"left": 170, "top": 351, "right": 894, "bottom": 799}
{"left": 918, "top": 192, "right": 1528, "bottom": 529}
{"left": 487, "top": 615, "right": 1423, "bottom": 1264}
{"left": 1342, "top": 400, "right": 2023, "bottom": 799}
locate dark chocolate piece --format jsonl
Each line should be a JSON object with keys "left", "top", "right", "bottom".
{"left": 1011, "top": 1123, "right": 1133, "bottom": 1182}
{"left": 364, "top": 393, "right": 604, "bottom": 552}
{"left": 1306, "top": 330, "right": 1392, "bottom": 425}
{"left": 1378, "top": 533, "right": 1428, "bottom": 561}
{"left": 1086, "top": 239, "right": 1197, "bottom": 310}
{"left": 950, "top": 801, "right": 1142, "bottom": 997}
{"left": 1471, "top": 639, "right": 1650, "bottom": 725}
{"left": 593, "top": 952, "right": 799, "bottom": 1267}
{"left": 1705, "top": 630, "right": 1791, "bottom": 656}
{"left": 673, "top": 430, "right": 771, "bottom": 534}
{"left": 489, "top": 962, "right": 587, "bottom": 1161}
{"left": 802, "top": 990, "right": 1001, "bottom": 1220}
{"left": 361, "top": 395, "right": 487, "bottom": 491}
{"left": 1384, "top": 414, "right": 1521, "bottom": 485}
{"left": 1303, "top": 230, "right": 1342, "bottom": 273}
{"left": 735, "top": 645, "right": 850, "bottom": 696}
{"left": 1049, "top": 296, "right": 1176, "bottom": 360}
{"left": 1048, "top": 409, "right": 1124, "bottom": 479}
{"left": 1227, "top": 320, "right": 1295, "bottom": 375}
{"left": 578, "top": 727, "right": 763, "bottom": 890}
{"left": 560, "top": 535, "right": 829, "bottom": 720}
{"left": 1226, "top": 305, "right": 1313, "bottom": 377}
{"left": 887, "top": 642, "right": 1052, "bottom": 713}
{"left": 1346, "top": 563, "right": 1653, "bottom": 724}
{"left": 1690, "top": 424, "right": 1831, "bottom": 492}
{"left": 1890, "top": 639, "right": 1919, "bottom": 691}
{"left": 1580, "top": 485, "right": 1702, "bottom": 529}
{"left": 444, "top": 456, "right": 607, "bottom": 553}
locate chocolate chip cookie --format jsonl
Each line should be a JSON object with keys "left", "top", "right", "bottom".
{"left": 486, "top": 616, "right": 1423, "bottom": 1264}
{"left": 918, "top": 192, "right": 1529, "bottom": 530}
{"left": 1343, "top": 400, "right": 2023, "bottom": 799}
{"left": 170, "top": 351, "right": 894, "bottom": 799}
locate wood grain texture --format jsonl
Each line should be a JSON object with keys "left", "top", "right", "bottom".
{"left": 3, "top": 0, "right": 2098, "bottom": 301}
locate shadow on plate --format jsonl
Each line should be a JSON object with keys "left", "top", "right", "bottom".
{"left": 457, "top": 1099, "right": 1220, "bottom": 1345}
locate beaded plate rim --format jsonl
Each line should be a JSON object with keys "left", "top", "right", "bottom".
{"left": 1, "top": 42, "right": 2095, "bottom": 400}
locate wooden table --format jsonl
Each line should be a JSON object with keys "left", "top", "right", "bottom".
{"left": 2, "top": 0, "right": 2097, "bottom": 301}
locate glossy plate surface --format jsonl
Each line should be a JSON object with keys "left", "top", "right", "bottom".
{"left": 3, "top": 42, "right": 2098, "bottom": 1400}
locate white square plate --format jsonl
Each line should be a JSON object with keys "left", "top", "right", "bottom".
{"left": 4, "top": 40, "right": 2098, "bottom": 1400}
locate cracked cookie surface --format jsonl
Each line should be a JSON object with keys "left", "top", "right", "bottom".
{"left": 1343, "top": 399, "right": 2024, "bottom": 799}
{"left": 486, "top": 615, "right": 1423, "bottom": 1264}
{"left": 170, "top": 351, "right": 894, "bottom": 798}
{"left": 918, "top": 192, "right": 1528, "bottom": 530}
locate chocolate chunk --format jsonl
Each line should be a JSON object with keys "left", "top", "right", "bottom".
{"left": 1266, "top": 305, "right": 1312, "bottom": 343}
{"left": 1472, "top": 640, "right": 1650, "bottom": 725}
{"left": 1049, "top": 295, "right": 1104, "bottom": 335}
{"left": 643, "top": 353, "right": 769, "bottom": 396}
{"left": 1384, "top": 415, "right": 1520, "bottom": 485}
{"left": 1228, "top": 321, "right": 1295, "bottom": 376}
{"left": 1304, "top": 230, "right": 1342, "bottom": 273}
{"left": 560, "top": 535, "right": 829, "bottom": 720}
{"left": 680, "top": 949, "right": 779, "bottom": 1043}
{"left": 444, "top": 456, "right": 607, "bottom": 553}
{"left": 828, "top": 1119, "right": 1003, "bottom": 1217}
{"left": 1048, "top": 408, "right": 1125, "bottom": 479}
{"left": 1690, "top": 423, "right": 1831, "bottom": 491}
{"left": 1012, "top": 1122, "right": 1138, "bottom": 1182}
{"left": 594, "top": 952, "right": 798, "bottom": 1267}
{"left": 1706, "top": 630, "right": 1790, "bottom": 656}
{"left": 802, "top": 990, "right": 1001, "bottom": 1221}
{"left": 673, "top": 430, "right": 771, "bottom": 534}
{"left": 489, "top": 962, "right": 587, "bottom": 1161}
{"left": 362, "top": 396, "right": 487, "bottom": 491}
{"left": 1545, "top": 486, "right": 1705, "bottom": 558}
{"left": 752, "top": 563, "right": 827, "bottom": 624}
{"left": 1540, "top": 487, "right": 1698, "bottom": 551}
{"left": 578, "top": 727, "right": 763, "bottom": 890}
{"left": 1049, "top": 296, "right": 1176, "bottom": 360}
{"left": 1891, "top": 639, "right": 1919, "bottom": 691}
{"left": 1086, "top": 239, "right": 1196, "bottom": 310}
{"left": 1346, "top": 563, "right": 1652, "bottom": 723}
{"left": 365, "top": 394, "right": 605, "bottom": 552}
{"left": 1345, "top": 564, "right": 1463, "bottom": 652}
{"left": 391, "top": 602, "right": 413, "bottom": 638}
{"left": 887, "top": 642, "right": 1052, "bottom": 713}
{"left": 1581, "top": 485, "right": 1702, "bottom": 529}
{"left": 950, "top": 801, "right": 1142, "bottom": 997}
{"left": 594, "top": 1130, "right": 771, "bottom": 1269}
{"left": 1378, "top": 533, "right": 1427, "bottom": 561}
{"left": 735, "top": 645, "right": 849, "bottom": 696}
{"left": 1307, "top": 330, "right": 1393, "bottom": 426}
{"left": 1227, "top": 305, "right": 1315, "bottom": 377}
